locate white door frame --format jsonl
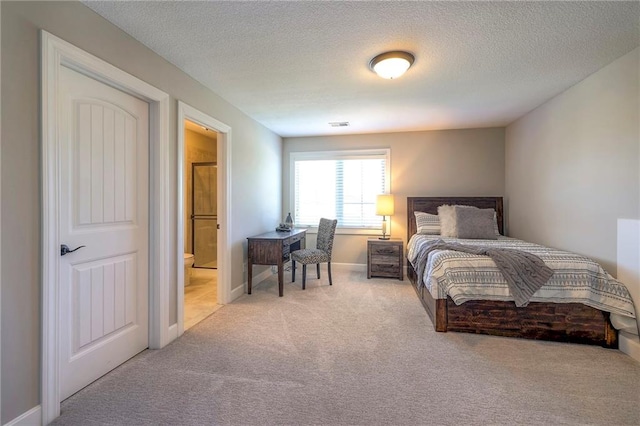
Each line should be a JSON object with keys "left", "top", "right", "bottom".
{"left": 177, "top": 102, "right": 232, "bottom": 336}
{"left": 0, "top": 4, "right": 3, "bottom": 420}
{"left": 41, "top": 31, "right": 171, "bottom": 424}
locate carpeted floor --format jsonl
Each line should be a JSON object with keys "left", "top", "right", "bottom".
{"left": 53, "top": 268, "right": 640, "bottom": 425}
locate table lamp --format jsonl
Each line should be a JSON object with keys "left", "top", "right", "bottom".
{"left": 376, "top": 194, "right": 394, "bottom": 240}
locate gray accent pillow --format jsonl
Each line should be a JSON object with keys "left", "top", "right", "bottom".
{"left": 454, "top": 206, "right": 498, "bottom": 239}
{"left": 437, "top": 205, "right": 457, "bottom": 237}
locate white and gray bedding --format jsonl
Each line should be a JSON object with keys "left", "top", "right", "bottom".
{"left": 412, "top": 239, "right": 554, "bottom": 307}
{"left": 407, "top": 234, "right": 637, "bottom": 328}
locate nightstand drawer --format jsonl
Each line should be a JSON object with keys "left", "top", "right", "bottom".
{"left": 370, "top": 263, "right": 401, "bottom": 276}
{"left": 369, "top": 244, "right": 400, "bottom": 257}
{"left": 370, "top": 254, "right": 399, "bottom": 265}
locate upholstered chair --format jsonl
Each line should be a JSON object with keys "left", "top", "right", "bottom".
{"left": 291, "top": 218, "right": 338, "bottom": 289}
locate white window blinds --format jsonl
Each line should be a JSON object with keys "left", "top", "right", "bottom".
{"left": 291, "top": 150, "right": 390, "bottom": 229}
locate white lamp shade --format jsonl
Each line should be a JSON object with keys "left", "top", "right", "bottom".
{"left": 376, "top": 194, "right": 395, "bottom": 216}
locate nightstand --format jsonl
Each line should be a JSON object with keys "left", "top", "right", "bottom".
{"left": 367, "top": 238, "right": 403, "bottom": 280}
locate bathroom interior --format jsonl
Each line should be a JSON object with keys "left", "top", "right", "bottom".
{"left": 183, "top": 119, "right": 222, "bottom": 330}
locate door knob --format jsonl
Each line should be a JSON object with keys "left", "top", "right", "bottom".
{"left": 61, "top": 244, "right": 86, "bottom": 256}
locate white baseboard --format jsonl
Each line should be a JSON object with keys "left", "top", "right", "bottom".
{"left": 235, "top": 269, "right": 273, "bottom": 300}
{"left": 167, "top": 323, "right": 178, "bottom": 342}
{"left": 332, "top": 263, "right": 409, "bottom": 277}
{"left": 251, "top": 269, "right": 274, "bottom": 286}
{"left": 332, "top": 262, "right": 366, "bottom": 272}
{"left": 5, "top": 405, "right": 41, "bottom": 426}
{"left": 232, "top": 263, "right": 371, "bottom": 300}
{"left": 230, "top": 282, "right": 245, "bottom": 301}
{"left": 619, "top": 331, "right": 640, "bottom": 362}
{"left": 235, "top": 263, "right": 367, "bottom": 296}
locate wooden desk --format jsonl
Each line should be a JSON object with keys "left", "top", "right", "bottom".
{"left": 247, "top": 229, "right": 306, "bottom": 297}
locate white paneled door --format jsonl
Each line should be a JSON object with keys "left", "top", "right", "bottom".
{"left": 58, "top": 66, "right": 149, "bottom": 400}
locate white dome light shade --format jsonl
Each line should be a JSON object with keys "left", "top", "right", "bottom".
{"left": 369, "top": 51, "right": 415, "bottom": 79}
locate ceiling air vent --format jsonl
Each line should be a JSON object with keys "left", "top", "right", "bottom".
{"left": 329, "top": 121, "right": 350, "bottom": 127}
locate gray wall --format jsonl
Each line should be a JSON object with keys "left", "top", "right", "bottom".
{"left": 1, "top": 1, "right": 282, "bottom": 422}
{"left": 283, "top": 128, "right": 505, "bottom": 264}
{"left": 505, "top": 48, "right": 639, "bottom": 276}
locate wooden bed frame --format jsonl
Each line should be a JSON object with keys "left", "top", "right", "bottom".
{"left": 407, "top": 197, "right": 618, "bottom": 348}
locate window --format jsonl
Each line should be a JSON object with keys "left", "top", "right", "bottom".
{"left": 290, "top": 149, "right": 390, "bottom": 233}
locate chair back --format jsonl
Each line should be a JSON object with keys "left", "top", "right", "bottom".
{"left": 316, "top": 218, "right": 338, "bottom": 257}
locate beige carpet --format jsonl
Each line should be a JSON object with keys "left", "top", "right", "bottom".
{"left": 53, "top": 268, "right": 640, "bottom": 425}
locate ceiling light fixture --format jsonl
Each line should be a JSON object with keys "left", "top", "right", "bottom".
{"left": 369, "top": 51, "right": 415, "bottom": 79}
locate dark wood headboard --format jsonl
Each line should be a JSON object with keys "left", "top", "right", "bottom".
{"left": 407, "top": 197, "right": 504, "bottom": 241}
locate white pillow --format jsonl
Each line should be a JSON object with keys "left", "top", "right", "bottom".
{"left": 414, "top": 211, "right": 440, "bottom": 235}
{"left": 437, "top": 205, "right": 457, "bottom": 237}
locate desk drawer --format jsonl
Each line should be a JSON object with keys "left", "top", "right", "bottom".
{"left": 287, "top": 233, "right": 304, "bottom": 244}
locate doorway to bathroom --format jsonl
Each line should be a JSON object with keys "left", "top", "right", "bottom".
{"left": 183, "top": 120, "right": 223, "bottom": 330}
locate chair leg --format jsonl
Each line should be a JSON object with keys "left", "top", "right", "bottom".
{"left": 302, "top": 264, "right": 307, "bottom": 290}
{"left": 292, "top": 260, "right": 296, "bottom": 282}
{"left": 316, "top": 263, "right": 320, "bottom": 279}
{"left": 328, "top": 262, "right": 332, "bottom": 286}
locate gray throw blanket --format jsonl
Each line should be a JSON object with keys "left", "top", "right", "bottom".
{"left": 415, "top": 239, "right": 554, "bottom": 307}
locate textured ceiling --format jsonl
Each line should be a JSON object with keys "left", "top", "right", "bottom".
{"left": 83, "top": 1, "right": 639, "bottom": 137}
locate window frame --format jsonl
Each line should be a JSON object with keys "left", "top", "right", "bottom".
{"left": 288, "top": 148, "right": 391, "bottom": 235}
